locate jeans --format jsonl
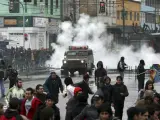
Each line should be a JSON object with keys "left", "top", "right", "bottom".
{"left": 119, "top": 71, "right": 124, "bottom": 81}
{"left": 0, "top": 79, "right": 5, "bottom": 96}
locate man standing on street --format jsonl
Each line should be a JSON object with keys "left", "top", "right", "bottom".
{"left": 4, "top": 65, "right": 18, "bottom": 89}
{"left": 0, "top": 59, "right": 6, "bottom": 98}
{"left": 117, "top": 57, "right": 128, "bottom": 81}
{"left": 43, "top": 72, "right": 64, "bottom": 104}
{"left": 137, "top": 59, "right": 145, "bottom": 91}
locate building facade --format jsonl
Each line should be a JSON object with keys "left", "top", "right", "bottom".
{"left": 0, "top": 0, "right": 62, "bottom": 50}
{"left": 141, "top": 0, "right": 160, "bottom": 32}
{"left": 116, "top": 0, "right": 141, "bottom": 27}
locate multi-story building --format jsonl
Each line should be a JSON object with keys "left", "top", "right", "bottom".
{"left": 141, "top": 0, "right": 160, "bottom": 32}
{"left": 0, "top": 0, "right": 62, "bottom": 49}
{"left": 116, "top": 0, "right": 141, "bottom": 35}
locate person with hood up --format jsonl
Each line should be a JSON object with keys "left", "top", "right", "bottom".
{"left": 100, "top": 76, "right": 113, "bottom": 105}
{"left": 65, "top": 87, "right": 83, "bottom": 120}
{"left": 0, "top": 97, "right": 23, "bottom": 120}
{"left": 63, "top": 77, "right": 75, "bottom": 100}
{"left": 138, "top": 80, "right": 156, "bottom": 100}
{"left": 95, "top": 61, "right": 107, "bottom": 89}
{"left": 75, "top": 74, "right": 94, "bottom": 100}
{"left": 97, "top": 102, "right": 113, "bottom": 120}
{"left": 112, "top": 76, "right": 129, "bottom": 120}
{"left": 74, "top": 94, "right": 105, "bottom": 120}
{"left": 5, "top": 79, "right": 25, "bottom": 105}
{"left": 20, "top": 87, "right": 42, "bottom": 120}
{"left": 137, "top": 59, "right": 145, "bottom": 91}
{"left": 43, "top": 72, "right": 64, "bottom": 104}
{"left": 117, "top": 57, "right": 128, "bottom": 81}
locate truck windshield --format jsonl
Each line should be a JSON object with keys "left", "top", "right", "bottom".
{"left": 78, "top": 51, "right": 88, "bottom": 56}
{"left": 67, "top": 51, "right": 77, "bottom": 56}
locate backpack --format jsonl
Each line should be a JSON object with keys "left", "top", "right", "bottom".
{"left": 0, "top": 115, "right": 22, "bottom": 120}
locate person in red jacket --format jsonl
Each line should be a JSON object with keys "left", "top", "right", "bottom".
{"left": 20, "top": 87, "right": 42, "bottom": 120}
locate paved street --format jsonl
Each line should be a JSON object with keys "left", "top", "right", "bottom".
{"left": 1, "top": 71, "right": 160, "bottom": 120}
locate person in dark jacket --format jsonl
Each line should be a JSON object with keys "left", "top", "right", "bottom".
{"left": 73, "top": 94, "right": 104, "bottom": 120}
{"left": 75, "top": 74, "right": 94, "bottom": 100}
{"left": 95, "top": 61, "right": 107, "bottom": 89}
{"left": 71, "top": 92, "right": 88, "bottom": 119}
{"left": 0, "top": 97, "right": 23, "bottom": 120}
{"left": 4, "top": 65, "right": 18, "bottom": 89}
{"left": 35, "top": 84, "right": 47, "bottom": 103}
{"left": 65, "top": 87, "right": 82, "bottom": 120}
{"left": 0, "top": 59, "right": 6, "bottom": 98}
{"left": 101, "top": 76, "right": 113, "bottom": 105}
{"left": 97, "top": 102, "right": 113, "bottom": 120}
{"left": 117, "top": 57, "right": 128, "bottom": 81}
{"left": 112, "top": 76, "right": 129, "bottom": 120}
{"left": 137, "top": 59, "right": 145, "bottom": 91}
{"left": 33, "top": 94, "right": 60, "bottom": 120}
{"left": 43, "top": 72, "right": 64, "bottom": 104}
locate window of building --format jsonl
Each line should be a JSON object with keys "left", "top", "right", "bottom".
{"left": 50, "top": 0, "right": 53, "bottom": 15}
{"left": 145, "top": 13, "right": 155, "bottom": 23}
{"left": 134, "top": 12, "right": 136, "bottom": 21}
{"left": 117, "top": 11, "right": 120, "bottom": 19}
{"left": 45, "top": 0, "right": 48, "bottom": 13}
{"left": 56, "top": 0, "right": 58, "bottom": 8}
{"left": 130, "top": 11, "right": 132, "bottom": 20}
{"left": 34, "top": 0, "right": 37, "bottom": 5}
{"left": 40, "top": 0, "right": 43, "bottom": 2}
{"left": 137, "top": 13, "right": 139, "bottom": 21}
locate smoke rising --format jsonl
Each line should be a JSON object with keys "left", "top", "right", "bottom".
{"left": 46, "top": 14, "right": 160, "bottom": 69}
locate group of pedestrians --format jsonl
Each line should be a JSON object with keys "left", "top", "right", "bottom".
{"left": 0, "top": 56, "right": 160, "bottom": 120}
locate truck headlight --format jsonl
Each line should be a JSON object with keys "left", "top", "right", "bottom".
{"left": 64, "top": 61, "right": 67, "bottom": 64}
{"left": 81, "top": 60, "right": 84, "bottom": 63}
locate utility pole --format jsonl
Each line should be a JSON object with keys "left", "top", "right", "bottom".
{"left": 122, "top": 0, "right": 125, "bottom": 44}
{"left": 73, "top": 0, "right": 76, "bottom": 23}
{"left": 154, "top": 0, "right": 157, "bottom": 32}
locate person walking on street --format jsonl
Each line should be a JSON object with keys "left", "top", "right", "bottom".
{"left": 112, "top": 76, "right": 129, "bottom": 120}
{"left": 4, "top": 65, "right": 18, "bottom": 89}
{"left": 75, "top": 74, "right": 94, "bottom": 100}
{"left": 0, "top": 59, "right": 6, "bottom": 98}
{"left": 117, "top": 57, "right": 128, "bottom": 81}
{"left": 43, "top": 72, "right": 64, "bottom": 104}
{"left": 95, "top": 61, "right": 107, "bottom": 89}
{"left": 137, "top": 60, "right": 145, "bottom": 92}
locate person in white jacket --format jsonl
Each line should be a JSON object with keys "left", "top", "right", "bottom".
{"left": 63, "top": 77, "right": 75, "bottom": 100}
{"left": 5, "top": 79, "right": 25, "bottom": 105}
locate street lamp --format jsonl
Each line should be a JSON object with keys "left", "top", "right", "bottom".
{"left": 18, "top": 2, "right": 25, "bottom": 48}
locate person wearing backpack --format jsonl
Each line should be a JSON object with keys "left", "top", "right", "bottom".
{"left": 0, "top": 97, "right": 23, "bottom": 120}
{"left": 117, "top": 57, "right": 128, "bottom": 81}
{"left": 4, "top": 65, "right": 18, "bottom": 89}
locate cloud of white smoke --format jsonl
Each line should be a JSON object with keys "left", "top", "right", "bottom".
{"left": 46, "top": 14, "right": 160, "bottom": 69}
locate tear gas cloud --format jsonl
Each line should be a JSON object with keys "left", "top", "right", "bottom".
{"left": 46, "top": 14, "right": 160, "bottom": 69}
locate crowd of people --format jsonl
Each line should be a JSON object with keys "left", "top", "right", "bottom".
{"left": 0, "top": 47, "right": 54, "bottom": 71}
{"left": 0, "top": 56, "right": 159, "bottom": 120}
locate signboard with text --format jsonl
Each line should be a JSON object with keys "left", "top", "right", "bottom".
{"left": 33, "top": 17, "right": 48, "bottom": 27}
